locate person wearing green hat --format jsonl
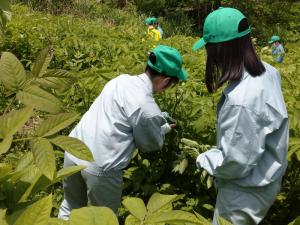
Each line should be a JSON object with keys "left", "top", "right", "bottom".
{"left": 145, "top": 17, "right": 162, "bottom": 41}
{"left": 58, "top": 45, "right": 188, "bottom": 220}
{"left": 268, "top": 35, "right": 285, "bottom": 63}
{"left": 192, "top": 7, "right": 288, "bottom": 225}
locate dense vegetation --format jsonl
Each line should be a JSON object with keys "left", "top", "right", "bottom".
{"left": 0, "top": 1, "right": 299, "bottom": 225}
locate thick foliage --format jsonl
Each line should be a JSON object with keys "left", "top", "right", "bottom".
{"left": 0, "top": 3, "right": 299, "bottom": 225}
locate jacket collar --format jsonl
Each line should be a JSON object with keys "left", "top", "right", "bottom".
{"left": 138, "top": 73, "right": 153, "bottom": 96}
{"left": 223, "top": 69, "right": 249, "bottom": 95}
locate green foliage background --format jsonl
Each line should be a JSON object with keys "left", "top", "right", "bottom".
{"left": 0, "top": 1, "right": 299, "bottom": 224}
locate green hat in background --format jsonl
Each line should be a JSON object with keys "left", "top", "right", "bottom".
{"left": 145, "top": 17, "right": 158, "bottom": 25}
{"left": 268, "top": 35, "right": 280, "bottom": 44}
{"left": 147, "top": 45, "right": 188, "bottom": 81}
{"left": 193, "top": 7, "right": 251, "bottom": 51}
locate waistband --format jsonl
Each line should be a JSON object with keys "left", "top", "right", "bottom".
{"left": 84, "top": 165, "right": 122, "bottom": 177}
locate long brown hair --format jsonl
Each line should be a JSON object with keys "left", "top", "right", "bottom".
{"left": 205, "top": 19, "right": 265, "bottom": 93}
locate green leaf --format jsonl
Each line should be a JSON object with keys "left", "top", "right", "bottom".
{"left": 0, "top": 135, "right": 12, "bottom": 155}
{"left": 0, "top": 106, "right": 33, "bottom": 138}
{"left": 218, "top": 217, "right": 233, "bottom": 225}
{"left": 69, "top": 206, "right": 119, "bottom": 225}
{"left": 31, "top": 47, "right": 53, "bottom": 78}
{"left": 145, "top": 210, "right": 205, "bottom": 225}
{"left": 16, "top": 85, "right": 62, "bottom": 114}
{"left": 35, "top": 70, "right": 75, "bottom": 91}
{"left": 32, "top": 138, "right": 56, "bottom": 180}
{"left": 288, "top": 216, "right": 300, "bottom": 225}
{"left": 122, "top": 197, "right": 147, "bottom": 221}
{"left": 124, "top": 215, "right": 140, "bottom": 225}
{"left": 147, "top": 193, "right": 183, "bottom": 214}
{"left": 50, "top": 135, "right": 93, "bottom": 161}
{"left": 0, "top": 163, "right": 12, "bottom": 182}
{"left": 0, "top": 52, "right": 26, "bottom": 92}
{"left": 15, "top": 152, "right": 34, "bottom": 172}
{"left": 47, "top": 218, "right": 68, "bottom": 225}
{"left": 53, "top": 165, "right": 86, "bottom": 183}
{"left": 13, "top": 195, "right": 52, "bottom": 225}
{"left": 0, "top": 209, "right": 8, "bottom": 225}
{"left": 34, "top": 113, "right": 79, "bottom": 137}
{"left": 0, "top": 0, "right": 10, "bottom": 11}
{"left": 17, "top": 165, "right": 43, "bottom": 202}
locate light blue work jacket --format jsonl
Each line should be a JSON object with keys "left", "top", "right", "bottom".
{"left": 67, "top": 74, "right": 171, "bottom": 173}
{"left": 197, "top": 62, "right": 289, "bottom": 188}
{"left": 272, "top": 44, "right": 285, "bottom": 63}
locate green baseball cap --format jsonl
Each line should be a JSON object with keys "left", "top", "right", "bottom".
{"left": 193, "top": 7, "right": 251, "bottom": 51}
{"left": 147, "top": 45, "right": 188, "bottom": 81}
{"left": 145, "top": 17, "right": 158, "bottom": 25}
{"left": 268, "top": 35, "right": 280, "bottom": 44}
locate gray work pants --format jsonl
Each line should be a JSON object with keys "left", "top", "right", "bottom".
{"left": 212, "top": 180, "right": 281, "bottom": 225}
{"left": 58, "top": 154, "right": 123, "bottom": 220}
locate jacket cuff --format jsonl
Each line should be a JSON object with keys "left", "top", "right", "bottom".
{"left": 161, "top": 123, "right": 172, "bottom": 134}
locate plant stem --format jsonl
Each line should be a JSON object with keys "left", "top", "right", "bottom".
{"left": 12, "top": 137, "right": 33, "bottom": 142}
{"left": 3, "top": 95, "right": 16, "bottom": 114}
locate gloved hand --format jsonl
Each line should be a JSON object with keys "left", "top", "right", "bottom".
{"left": 162, "top": 112, "right": 176, "bottom": 124}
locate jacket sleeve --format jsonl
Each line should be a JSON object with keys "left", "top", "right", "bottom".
{"left": 131, "top": 108, "right": 169, "bottom": 153}
{"left": 196, "top": 105, "right": 268, "bottom": 180}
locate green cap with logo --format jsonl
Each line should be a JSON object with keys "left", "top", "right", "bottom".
{"left": 147, "top": 45, "right": 188, "bottom": 81}
{"left": 193, "top": 7, "right": 251, "bottom": 51}
{"left": 145, "top": 17, "right": 158, "bottom": 25}
{"left": 268, "top": 35, "right": 280, "bottom": 44}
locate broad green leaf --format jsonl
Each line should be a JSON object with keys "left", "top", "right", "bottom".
{"left": 147, "top": 193, "right": 183, "bottom": 214}
{"left": 0, "top": 106, "right": 33, "bottom": 138}
{"left": 0, "top": 209, "right": 7, "bottom": 225}
{"left": 13, "top": 195, "right": 52, "bottom": 225}
{"left": 0, "top": 163, "right": 12, "bottom": 182}
{"left": 194, "top": 211, "right": 211, "bottom": 224}
{"left": 0, "top": 0, "right": 10, "bottom": 11}
{"left": 47, "top": 218, "right": 68, "bottom": 225}
{"left": 0, "top": 52, "right": 26, "bottom": 92}
{"left": 0, "top": 10, "right": 11, "bottom": 29}
{"left": 15, "top": 152, "right": 34, "bottom": 172}
{"left": 122, "top": 197, "right": 147, "bottom": 221}
{"left": 288, "top": 216, "right": 300, "bottom": 225}
{"left": 0, "top": 135, "right": 12, "bottom": 155}
{"left": 50, "top": 135, "right": 93, "bottom": 161}
{"left": 34, "top": 113, "right": 79, "bottom": 137}
{"left": 145, "top": 210, "right": 205, "bottom": 225}
{"left": 17, "top": 165, "right": 43, "bottom": 202}
{"left": 69, "top": 206, "right": 119, "bottom": 225}
{"left": 0, "top": 210, "right": 7, "bottom": 225}
{"left": 16, "top": 85, "right": 62, "bottom": 114}
{"left": 36, "top": 70, "right": 75, "bottom": 91}
{"left": 32, "top": 138, "right": 56, "bottom": 180}
{"left": 124, "top": 215, "right": 140, "bottom": 225}
{"left": 31, "top": 47, "right": 53, "bottom": 77}
{"left": 53, "top": 165, "right": 86, "bottom": 183}
{"left": 218, "top": 217, "right": 233, "bottom": 225}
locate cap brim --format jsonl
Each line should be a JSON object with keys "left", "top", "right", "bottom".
{"left": 268, "top": 40, "right": 274, "bottom": 44}
{"left": 192, "top": 38, "right": 206, "bottom": 51}
{"left": 179, "top": 68, "right": 188, "bottom": 81}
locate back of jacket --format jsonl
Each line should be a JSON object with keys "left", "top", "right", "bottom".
{"left": 197, "top": 62, "right": 289, "bottom": 187}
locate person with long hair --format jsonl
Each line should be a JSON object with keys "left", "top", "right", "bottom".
{"left": 193, "top": 7, "right": 288, "bottom": 225}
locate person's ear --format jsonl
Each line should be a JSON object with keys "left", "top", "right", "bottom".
{"left": 161, "top": 77, "right": 171, "bottom": 89}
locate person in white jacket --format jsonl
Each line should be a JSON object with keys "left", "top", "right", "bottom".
{"left": 58, "top": 45, "right": 188, "bottom": 220}
{"left": 192, "top": 7, "right": 288, "bottom": 225}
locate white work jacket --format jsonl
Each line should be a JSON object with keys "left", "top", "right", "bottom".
{"left": 67, "top": 73, "right": 170, "bottom": 172}
{"left": 197, "top": 62, "right": 289, "bottom": 188}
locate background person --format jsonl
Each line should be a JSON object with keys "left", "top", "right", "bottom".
{"left": 145, "top": 17, "right": 162, "bottom": 41}
{"left": 58, "top": 45, "right": 188, "bottom": 220}
{"left": 193, "top": 7, "right": 288, "bottom": 225}
{"left": 268, "top": 35, "right": 285, "bottom": 63}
